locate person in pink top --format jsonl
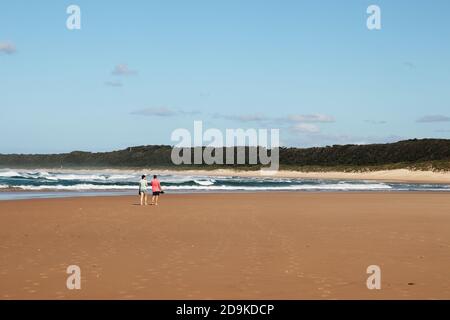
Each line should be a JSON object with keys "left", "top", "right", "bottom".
{"left": 150, "top": 175, "right": 163, "bottom": 206}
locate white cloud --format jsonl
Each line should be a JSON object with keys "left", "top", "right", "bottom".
{"left": 291, "top": 123, "right": 320, "bottom": 133}
{"left": 104, "top": 81, "right": 123, "bottom": 87}
{"left": 179, "top": 110, "right": 202, "bottom": 116}
{"left": 131, "top": 107, "right": 201, "bottom": 117}
{"left": 285, "top": 133, "right": 405, "bottom": 148}
{"left": 0, "top": 42, "right": 16, "bottom": 54}
{"left": 213, "top": 113, "right": 335, "bottom": 125}
{"left": 213, "top": 113, "right": 268, "bottom": 122}
{"left": 416, "top": 115, "right": 450, "bottom": 123}
{"left": 365, "top": 119, "right": 387, "bottom": 125}
{"left": 112, "top": 64, "right": 137, "bottom": 76}
{"left": 286, "top": 114, "right": 335, "bottom": 123}
{"left": 283, "top": 113, "right": 335, "bottom": 136}
{"left": 403, "top": 61, "right": 416, "bottom": 69}
{"left": 130, "top": 107, "right": 176, "bottom": 117}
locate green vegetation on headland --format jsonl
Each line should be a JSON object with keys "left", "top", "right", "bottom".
{"left": 1, "top": 139, "right": 450, "bottom": 172}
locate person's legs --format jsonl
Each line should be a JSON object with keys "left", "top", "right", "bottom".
{"left": 144, "top": 193, "right": 148, "bottom": 206}
{"left": 154, "top": 195, "right": 159, "bottom": 205}
{"left": 151, "top": 195, "right": 156, "bottom": 205}
{"left": 140, "top": 192, "right": 144, "bottom": 205}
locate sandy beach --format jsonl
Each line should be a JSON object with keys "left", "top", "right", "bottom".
{"left": 1, "top": 192, "right": 450, "bottom": 299}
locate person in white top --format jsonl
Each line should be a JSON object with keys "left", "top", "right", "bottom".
{"left": 139, "top": 175, "right": 148, "bottom": 206}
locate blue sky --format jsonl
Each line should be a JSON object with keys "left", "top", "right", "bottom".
{"left": 1, "top": 0, "right": 450, "bottom": 153}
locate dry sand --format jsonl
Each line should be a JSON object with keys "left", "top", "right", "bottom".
{"left": 1, "top": 192, "right": 450, "bottom": 299}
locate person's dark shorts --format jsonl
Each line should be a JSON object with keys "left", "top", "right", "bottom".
{"left": 152, "top": 191, "right": 161, "bottom": 196}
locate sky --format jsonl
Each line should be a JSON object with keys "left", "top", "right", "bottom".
{"left": 1, "top": 0, "right": 450, "bottom": 153}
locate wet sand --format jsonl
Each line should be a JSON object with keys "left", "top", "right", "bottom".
{"left": 1, "top": 192, "right": 450, "bottom": 299}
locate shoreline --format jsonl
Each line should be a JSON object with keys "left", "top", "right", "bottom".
{"left": 2, "top": 189, "right": 450, "bottom": 202}
{"left": 2, "top": 167, "right": 450, "bottom": 184}
{"left": 166, "top": 168, "right": 450, "bottom": 184}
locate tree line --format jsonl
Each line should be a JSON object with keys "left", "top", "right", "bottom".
{"left": 1, "top": 139, "right": 450, "bottom": 171}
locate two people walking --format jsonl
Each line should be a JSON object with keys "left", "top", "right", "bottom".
{"left": 139, "top": 175, "right": 163, "bottom": 206}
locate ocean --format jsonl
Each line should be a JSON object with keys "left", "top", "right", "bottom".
{"left": 1, "top": 169, "right": 450, "bottom": 200}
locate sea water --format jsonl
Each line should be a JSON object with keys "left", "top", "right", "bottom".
{"left": 1, "top": 169, "right": 450, "bottom": 200}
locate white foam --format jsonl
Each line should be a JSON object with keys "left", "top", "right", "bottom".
{"left": 49, "top": 174, "right": 107, "bottom": 181}
{"left": 107, "top": 174, "right": 137, "bottom": 180}
{"left": 16, "top": 184, "right": 137, "bottom": 191}
{"left": 164, "top": 183, "right": 393, "bottom": 191}
{"left": 23, "top": 172, "right": 138, "bottom": 182}
{"left": 194, "top": 179, "right": 215, "bottom": 186}
{"left": 9, "top": 182, "right": 394, "bottom": 192}
{"left": 0, "top": 170, "right": 21, "bottom": 177}
{"left": 4, "top": 169, "right": 449, "bottom": 193}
